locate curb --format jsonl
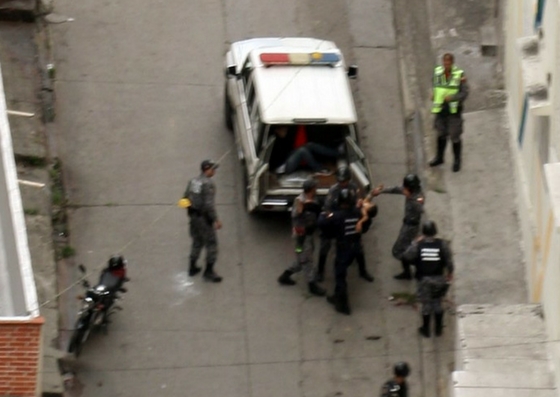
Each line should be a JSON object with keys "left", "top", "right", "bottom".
{"left": 34, "top": 1, "right": 65, "bottom": 395}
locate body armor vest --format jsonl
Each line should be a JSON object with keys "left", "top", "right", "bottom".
{"left": 417, "top": 239, "right": 444, "bottom": 276}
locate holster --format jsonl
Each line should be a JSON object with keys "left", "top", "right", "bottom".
{"left": 428, "top": 279, "right": 450, "bottom": 299}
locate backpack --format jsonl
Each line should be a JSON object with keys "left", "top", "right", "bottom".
{"left": 184, "top": 177, "right": 204, "bottom": 210}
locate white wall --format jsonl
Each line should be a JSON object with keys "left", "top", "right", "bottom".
{"left": 0, "top": 62, "right": 39, "bottom": 318}
{"left": 504, "top": 0, "right": 560, "bottom": 388}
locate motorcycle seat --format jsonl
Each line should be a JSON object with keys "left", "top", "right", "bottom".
{"left": 98, "top": 271, "right": 122, "bottom": 291}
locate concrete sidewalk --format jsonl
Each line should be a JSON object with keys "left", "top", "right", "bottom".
{"left": 420, "top": 0, "right": 526, "bottom": 307}
{"left": 0, "top": 20, "right": 64, "bottom": 395}
{"left": 400, "top": 0, "right": 555, "bottom": 395}
{"left": 396, "top": 0, "right": 527, "bottom": 310}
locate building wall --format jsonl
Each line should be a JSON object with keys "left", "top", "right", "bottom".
{"left": 0, "top": 317, "right": 44, "bottom": 397}
{"left": 0, "top": 61, "right": 45, "bottom": 394}
{"left": 504, "top": 0, "right": 560, "bottom": 388}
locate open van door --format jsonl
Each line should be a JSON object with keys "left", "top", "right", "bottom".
{"left": 246, "top": 136, "right": 276, "bottom": 212}
{"left": 345, "top": 136, "right": 372, "bottom": 195}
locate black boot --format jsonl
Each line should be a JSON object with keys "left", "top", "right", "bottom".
{"left": 326, "top": 292, "right": 351, "bottom": 315}
{"left": 189, "top": 259, "right": 202, "bottom": 277}
{"left": 359, "top": 270, "right": 374, "bottom": 282}
{"left": 394, "top": 260, "right": 412, "bottom": 280}
{"left": 452, "top": 141, "right": 462, "bottom": 172}
{"left": 335, "top": 292, "right": 351, "bottom": 315}
{"left": 418, "top": 315, "right": 431, "bottom": 338}
{"left": 203, "top": 262, "right": 222, "bottom": 283}
{"left": 308, "top": 282, "right": 326, "bottom": 296}
{"left": 429, "top": 137, "right": 447, "bottom": 167}
{"left": 357, "top": 254, "right": 374, "bottom": 282}
{"left": 278, "top": 270, "right": 296, "bottom": 286}
{"left": 316, "top": 255, "right": 327, "bottom": 282}
{"left": 435, "top": 312, "right": 444, "bottom": 336}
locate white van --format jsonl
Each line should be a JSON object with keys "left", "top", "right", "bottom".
{"left": 224, "top": 37, "right": 372, "bottom": 212}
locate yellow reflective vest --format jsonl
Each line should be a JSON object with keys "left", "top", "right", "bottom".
{"left": 432, "top": 65, "right": 464, "bottom": 114}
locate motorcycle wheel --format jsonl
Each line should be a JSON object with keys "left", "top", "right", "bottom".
{"left": 67, "top": 328, "right": 84, "bottom": 357}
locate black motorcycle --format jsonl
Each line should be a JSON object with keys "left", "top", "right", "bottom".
{"left": 67, "top": 264, "right": 128, "bottom": 357}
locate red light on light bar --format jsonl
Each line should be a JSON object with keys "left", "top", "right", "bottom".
{"left": 260, "top": 53, "right": 290, "bottom": 65}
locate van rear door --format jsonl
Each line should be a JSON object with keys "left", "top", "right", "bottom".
{"left": 247, "top": 136, "right": 275, "bottom": 212}
{"left": 345, "top": 136, "right": 372, "bottom": 194}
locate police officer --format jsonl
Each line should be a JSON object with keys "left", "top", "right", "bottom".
{"left": 429, "top": 53, "right": 469, "bottom": 172}
{"left": 380, "top": 362, "right": 410, "bottom": 397}
{"left": 371, "top": 174, "right": 424, "bottom": 280}
{"left": 317, "top": 166, "right": 374, "bottom": 283}
{"left": 403, "top": 221, "right": 454, "bottom": 337}
{"left": 318, "top": 188, "right": 374, "bottom": 315}
{"left": 183, "top": 160, "right": 222, "bottom": 282}
{"left": 277, "top": 178, "right": 326, "bottom": 296}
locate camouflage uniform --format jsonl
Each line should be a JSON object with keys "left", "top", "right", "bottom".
{"left": 403, "top": 237, "right": 453, "bottom": 316}
{"left": 288, "top": 194, "right": 319, "bottom": 282}
{"left": 378, "top": 186, "right": 424, "bottom": 260}
{"left": 184, "top": 174, "right": 218, "bottom": 265}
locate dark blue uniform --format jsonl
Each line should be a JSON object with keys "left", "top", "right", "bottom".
{"left": 318, "top": 207, "right": 371, "bottom": 314}
{"left": 318, "top": 182, "right": 371, "bottom": 281}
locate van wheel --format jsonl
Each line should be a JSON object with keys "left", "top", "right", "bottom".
{"left": 224, "top": 85, "right": 233, "bottom": 131}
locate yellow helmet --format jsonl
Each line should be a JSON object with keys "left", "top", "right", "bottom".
{"left": 177, "top": 198, "right": 191, "bottom": 208}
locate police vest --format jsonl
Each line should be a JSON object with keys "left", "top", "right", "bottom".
{"left": 432, "top": 65, "right": 463, "bottom": 114}
{"left": 417, "top": 239, "right": 444, "bottom": 277}
{"left": 337, "top": 209, "right": 361, "bottom": 243}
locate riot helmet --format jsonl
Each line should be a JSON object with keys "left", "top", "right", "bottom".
{"left": 337, "top": 188, "right": 356, "bottom": 208}
{"left": 422, "top": 220, "right": 438, "bottom": 237}
{"left": 336, "top": 166, "right": 352, "bottom": 183}
{"left": 403, "top": 174, "right": 421, "bottom": 192}
{"left": 394, "top": 362, "right": 410, "bottom": 377}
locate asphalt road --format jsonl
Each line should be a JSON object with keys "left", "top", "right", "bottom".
{"left": 51, "top": 1, "right": 454, "bottom": 396}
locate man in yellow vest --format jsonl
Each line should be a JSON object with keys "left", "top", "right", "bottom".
{"left": 429, "top": 53, "right": 469, "bottom": 172}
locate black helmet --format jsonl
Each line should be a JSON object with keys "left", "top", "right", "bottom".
{"left": 108, "top": 255, "right": 125, "bottom": 269}
{"left": 422, "top": 220, "right": 437, "bottom": 236}
{"left": 302, "top": 178, "right": 318, "bottom": 193}
{"left": 394, "top": 362, "right": 410, "bottom": 377}
{"left": 336, "top": 166, "right": 352, "bottom": 183}
{"left": 337, "top": 188, "right": 356, "bottom": 207}
{"left": 403, "top": 174, "right": 421, "bottom": 192}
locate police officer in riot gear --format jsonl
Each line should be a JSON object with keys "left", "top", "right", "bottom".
{"left": 317, "top": 166, "right": 374, "bottom": 283}
{"left": 278, "top": 178, "right": 326, "bottom": 296}
{"left": 183, "top": 160, "right": 223, "bottom": 282}
{"left": 371, "top": 174, "right": 424, "bottom": 280}
{"left": 381, "top": 362, "right": 410, "bottom": 397}
{"left": 318, "top": 188, "right": 374, "bottom": 315}
{"left": 403, "top": 220, "right": 454, "bottom": 337}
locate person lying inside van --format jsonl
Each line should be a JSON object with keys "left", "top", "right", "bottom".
{"left": 270, "top": 125, "right": 340, "bottom": 175}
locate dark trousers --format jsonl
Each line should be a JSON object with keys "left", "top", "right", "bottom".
{"left": 285, "top": 143, "right": 339, "bottom": 173}
{"left": 321, "top": 236, "right": 367, "bottom": 275}
{"left": 334, "top": 242, "right": 361, "bottom": 294}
